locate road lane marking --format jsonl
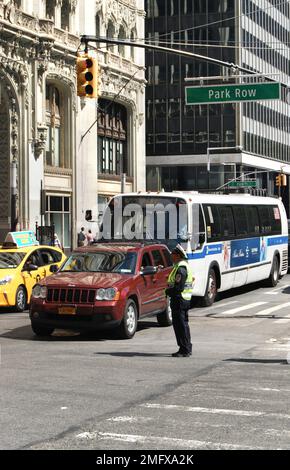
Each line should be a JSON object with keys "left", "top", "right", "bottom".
{"left": 141, "top": 403, "right": 264, "bottom": 417}
{"left": 220, "top": 302, "right": 267, "bottom": 315}
{"left": 213, "top": 301, "right": 239, "bottom": 309}
{"left": 141, "top": 403, "right": 290, "bottom": 420}
{"left": 76, "top": 431, "right": 261, "bottom": 450}
{"left": 274, "top": 319, "right": 290, "bottom": 324}
{"left": 255, "top": 303, "right": 290, "bottom": 316}
{"left": 265, "top": 286, "right": 287, "bottom": 295}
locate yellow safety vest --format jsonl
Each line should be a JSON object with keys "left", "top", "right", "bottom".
{"left": 167, "top": 260, "right": 194, "bottom": 301}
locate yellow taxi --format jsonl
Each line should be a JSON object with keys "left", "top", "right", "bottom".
{"left": 0, "top": 231, "right": 66, "bottom": 312}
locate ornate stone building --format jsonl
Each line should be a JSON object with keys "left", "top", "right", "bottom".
{"left": 80, "top": 0, "right": 146, "bottom": 227}
{"left": 0, "top": 0, "right": 146, "bottom": 247}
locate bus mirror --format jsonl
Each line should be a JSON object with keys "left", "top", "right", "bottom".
{"left": 199, "top": 233, "right": 205, "bottom": 245}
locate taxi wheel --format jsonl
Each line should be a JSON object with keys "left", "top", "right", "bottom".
{"left": 157, "top": 298, "right": 172, "bottom": 326}
{"left": 118, "top": 299, "right": 138, "bottom": 339}
{"left": 15, "top": 286, "right": 27, "bottom": 312}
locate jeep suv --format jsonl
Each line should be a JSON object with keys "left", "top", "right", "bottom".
{"left": 29, "top": 243, "right": 173, "bottom": 339}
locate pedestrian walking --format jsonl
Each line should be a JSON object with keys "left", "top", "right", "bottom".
{"left": 165, "top": 244, "right": 194, "bottom": 357}
{"left": 77, "top": 227, "right": 86, "bottom": 247}
{"left": 53, "top": 233, "right": 62, "bottom": 250}
{"left": 86, "top": 229, "right": 94, "bottom": 245}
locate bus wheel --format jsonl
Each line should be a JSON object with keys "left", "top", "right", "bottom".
{"left": 265, "top": 255, "right": 280, "bottom": 287}
{"left": 201, "top": 268, "right": 217, "bottom": 307}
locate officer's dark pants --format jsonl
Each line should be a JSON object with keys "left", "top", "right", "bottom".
{"left": 171, "top": 299, "right": 192, "bottom": 354}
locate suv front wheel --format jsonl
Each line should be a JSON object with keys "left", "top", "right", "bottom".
{"left": 118, "top": 299, "right": 138, "bottom": 339}
{"left": 157, "top": 298, "right": 172, "bottom": 326}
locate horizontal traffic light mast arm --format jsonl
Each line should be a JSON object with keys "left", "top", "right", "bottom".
{"left": 80, "top": 35, "right": 276, "bottom": 81}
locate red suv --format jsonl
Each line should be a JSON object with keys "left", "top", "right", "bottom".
{"left": 29, "top": 243, "right": 173, "bottom": 339}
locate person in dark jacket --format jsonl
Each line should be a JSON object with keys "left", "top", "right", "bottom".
{"left": 166, "top": 244, "right": 194, "bottom": 357}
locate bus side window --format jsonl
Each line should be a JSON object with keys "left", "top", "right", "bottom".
{"left": 218, "top": 206, "right": 235, "bottom": 238}
{"left": 247, "top": 206, "right": 260, "bottom": 235}
{"left": 203, "top": 205, "right": 221, "bottom": 240}
{"left": 233, "top": 206, "right": 248, "bottom": 236}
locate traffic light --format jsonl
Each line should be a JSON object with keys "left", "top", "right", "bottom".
{"left": 76, "top": 53, "right": 98, "bottom": 98}
{"left": 85, "top": 210, "right": 92, "bottom": 221}
{"left": 275, "top": 174, "right": 287, "bottom": 187}
{"left": 281, "top": 174, "right": 287, "bottom": 186}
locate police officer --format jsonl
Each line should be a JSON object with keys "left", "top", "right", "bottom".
{"left": 166, "top": 244, "right": 194, "bottom": 357}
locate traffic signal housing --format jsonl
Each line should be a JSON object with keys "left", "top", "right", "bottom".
{"left": 76, "top": 54, "right": 98, "bottom": 98}
{"left": 275, "top": 174, "right": 287, "bottom": 187}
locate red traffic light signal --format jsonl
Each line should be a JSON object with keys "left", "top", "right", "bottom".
{"left": 76, "top": 54, "right": 98, "bottom": 98}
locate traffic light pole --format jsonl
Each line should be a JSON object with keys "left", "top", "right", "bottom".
{"left": 80, "top": 36, "right": 278, "bottom": 82}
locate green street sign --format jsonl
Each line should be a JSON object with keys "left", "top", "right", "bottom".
{"left": 185, "top": 82, "right": 281, "bottom": 105}
{"left": 228, "top": 180, "right": 257, "bottom": 188}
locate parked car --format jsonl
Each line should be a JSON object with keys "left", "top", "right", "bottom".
{"left": 30, "top": 243, "right": 173, "bottom": 339}
{"left": 0, "top": 231, "right": 66, "bottom": 312}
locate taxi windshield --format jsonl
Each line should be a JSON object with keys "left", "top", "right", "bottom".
{"left": 61, "top": 251, "right": 137, "bottom": 274}
{"left": 0, "top": 252, "right": 26, "bottom": 269}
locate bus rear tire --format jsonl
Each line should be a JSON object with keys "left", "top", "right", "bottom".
{"left": 265, "top": 255, "right": 280, "bottom": 287}
{"left": 201, "top": 268, "right": 217, "bottom": 307}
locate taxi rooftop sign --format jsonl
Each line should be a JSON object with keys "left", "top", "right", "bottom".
{"left": 185, "top": 82, "right": 281, "bottom": 105}
{"left": 4, "top": 231, "right": 39, "bottom": 248}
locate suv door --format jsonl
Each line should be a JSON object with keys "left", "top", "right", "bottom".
{"left": 136, "top": 250, "right": 158, "bottom": 316}
{"left": 151, "top": 247, "right": 172, "bottom": 313}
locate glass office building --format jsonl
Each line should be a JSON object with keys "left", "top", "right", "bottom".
{"left": 145, "top": 0, "right": 290, "bottom": 211}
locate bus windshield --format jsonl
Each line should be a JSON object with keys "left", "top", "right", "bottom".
{"left": 100, "top": 196, "right": 189, "bottom": 250}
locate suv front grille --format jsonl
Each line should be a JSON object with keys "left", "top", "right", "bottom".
{"left": 47, "top": 288, "right": 96, "bottom": 304}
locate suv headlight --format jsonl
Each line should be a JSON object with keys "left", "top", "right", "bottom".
{"left": 96, "top": 287, "right": 119, "bottom": 301}
{"left": 32, "top": 285, "right": 41, "bottom": 298}
{"left": 32, "top": 285, "right": 47, "bottom": 299}
{"left": 40, "top": 286, "right": 47, "bottom": 299}
{"left": 0, "top": 276, "right": 13, "bottom": 286}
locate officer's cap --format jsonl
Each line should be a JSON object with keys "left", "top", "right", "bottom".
{"left": 171, "top": 244, "right": 188, "bottom": 259}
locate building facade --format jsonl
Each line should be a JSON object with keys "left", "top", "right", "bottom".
{"left": 79, "top": 0, "right": 146, "bottom": 229}
{"left": 145, "top": 0, "right": 290, "bottom": 213}
{"left": 0, "top": 0, "right": 146, "bottom": 247}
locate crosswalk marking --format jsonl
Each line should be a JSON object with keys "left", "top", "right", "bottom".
{"left": 255, "top": 303, "right": 290, "bottom": 316}
{"left": 265, "top": 285, "right": 287, "bottom": 295}
{"left": 76, "top": 431, "right": 261, "bottom": 450}
{"left": 141, "top": 403, "right": 290, "bottom": 420}
{"left": 141, "top": 403, "right": 264, "bottom": 417}
{"left": 221, "top": 302, "right": 267, "bottom": 315}
{"left": 274, "top": 319, "right": 290, "bottom": 324}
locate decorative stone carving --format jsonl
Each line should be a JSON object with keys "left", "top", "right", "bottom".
{"left": 34, "top": 124, "right": 48, "bottom": 159}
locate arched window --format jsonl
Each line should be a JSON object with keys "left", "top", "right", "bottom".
{"left": 45, "top": 84, "right": 71, "bottom": 169}
{"left": 107, "top": 21, "right": 115, "bottom": 52}
{"left": 61, "top": 0, "right": 70, "bottom": 30}
{"left": 118, "top": 25, "right": 126, "bottom": 56}
{"left": 96, "top": 14, "right": 100, "bottom": 37}
{"left": 46, "top": 0, "right": 55, "bottom": 20}
{"left": 97, "top": 99, "right": 128, "bottom": 176}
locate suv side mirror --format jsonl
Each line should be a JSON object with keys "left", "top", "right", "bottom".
{"left": 141, "top": 266, "right": 157, "bottom": 276}
{"left": 50, "top": 264, "right": 59, "bottom": 273}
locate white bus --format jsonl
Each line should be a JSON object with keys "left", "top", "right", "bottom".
{"left": 101, "top": 192, "right": 288, "bottom": 306}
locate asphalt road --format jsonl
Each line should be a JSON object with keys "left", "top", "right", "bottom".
{"left": 1, "top": 275, "right": 290, "bottom": 450}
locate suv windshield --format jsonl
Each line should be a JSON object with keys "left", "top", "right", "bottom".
{"left": 0, "top": 252, "right": 26, "bottom": 269}
{"left": 61, "top": 251, "right": 137, "bottom": 274}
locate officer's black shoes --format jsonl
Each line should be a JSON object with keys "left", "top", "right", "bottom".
{"left": 172, "top": 351, "right": 191, "bottom": 357}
